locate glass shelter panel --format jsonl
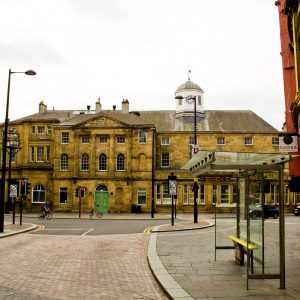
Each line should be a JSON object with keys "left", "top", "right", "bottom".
{"left": 248, "top": 175, "right": 263, "bottom": 275}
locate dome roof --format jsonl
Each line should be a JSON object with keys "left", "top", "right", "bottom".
{"left": 176, "top": 79, "right": 203, "bottom": 92}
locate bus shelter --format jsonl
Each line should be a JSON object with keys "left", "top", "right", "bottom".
{"left": 182, "top": 151, "right": 293, "bottom": 289}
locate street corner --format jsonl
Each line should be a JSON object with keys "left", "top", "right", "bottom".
{"left": 0, "top": 223, "right": 39, "bottom": 238}
{"left": 152, "top": 219, "right": 214, "bottom": 232}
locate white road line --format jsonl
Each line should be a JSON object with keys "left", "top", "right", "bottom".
{"left": 82, "top": 228, "right": 94, "bottom": 236}
{"left": 43, "top": 228, "right": 92, "bottom": 231}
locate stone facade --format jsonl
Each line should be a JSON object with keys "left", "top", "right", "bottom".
{"left": 1, "top": 79, "right": 294, "bottom": 214}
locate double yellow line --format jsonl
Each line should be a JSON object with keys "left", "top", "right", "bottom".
{"left": 143, "top": 226, "right": 153, "bottom": 233}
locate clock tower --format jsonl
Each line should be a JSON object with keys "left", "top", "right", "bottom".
{"left": 174, "top": 78, "right": 205, "bottom": 131}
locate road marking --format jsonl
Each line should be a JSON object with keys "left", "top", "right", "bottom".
{"left": 31, "top": 225, "right": 45, "bottom": 232}
{"left": 143, "top": 227, "right": 153, "bottom": 233}
{"left": 43, "top": 228, "right": 92, "bottom": 231}
{"left": 82, "top": 228, "right": 94, "bottom": 236}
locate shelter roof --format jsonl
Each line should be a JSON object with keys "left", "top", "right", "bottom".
{"left": 182, "top": 150, "right": 292, "bottom": 176}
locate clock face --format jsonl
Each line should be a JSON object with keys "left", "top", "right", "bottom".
{"left": 185, "top": 99, "right": 194, "bottom": 104}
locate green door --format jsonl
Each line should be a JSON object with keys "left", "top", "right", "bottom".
{"left": 94, "top": 191, "right": 109, "bottom": 213}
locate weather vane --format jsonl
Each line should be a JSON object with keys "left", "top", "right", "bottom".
{"left": 187, "top": 66, "right": 191, "bottom": 81}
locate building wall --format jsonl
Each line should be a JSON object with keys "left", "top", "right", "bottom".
{"left": 2, "top": 109, "right": 297, "bottom": 214}
{"left": 276, "top": 0, "right": 300, "bottom": 176}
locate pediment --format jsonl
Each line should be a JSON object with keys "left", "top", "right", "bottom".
{"left": 82, "top": 116, "right": 127, "bottom": 128}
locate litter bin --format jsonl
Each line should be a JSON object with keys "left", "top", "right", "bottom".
{"left": 131, "top": 204, "right": 137, "bottom": 213}
{"left": 131, "top": 204, "right": 142, "bottom": 213}
{"left": 136, "top": 205, "right": 141, "bottom": 213}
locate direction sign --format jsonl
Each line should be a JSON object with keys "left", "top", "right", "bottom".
{"left": 10, "top": 184, "right": 18, "bottom": 197}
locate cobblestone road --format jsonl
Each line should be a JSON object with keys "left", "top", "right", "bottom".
{"left": 0, "top": 233, "right": 168, "bottom": 300}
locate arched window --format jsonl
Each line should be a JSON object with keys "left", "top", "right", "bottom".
{"left": 81, "top": 153, "right": 89, "bottom": 171}
{"left": 116, "top": 153, "right": 125, "bottom": 171}
{"left": 32, "top": 184, "right": 46, "bottom": 203}
{"left": 99, "top": 153, "right": 107, "bottom": 171}
{"left": 60, "top": 154, "right": 68, "bottom": 170}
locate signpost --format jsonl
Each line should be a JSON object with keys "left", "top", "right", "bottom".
{"left": 168, "top": 174, "right": 177, "bottom": 226}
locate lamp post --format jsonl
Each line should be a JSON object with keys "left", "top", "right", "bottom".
{"left": 175, "top": 94, "right": 198, "bottom": 223}
{"left": 0, "top": 69, "right": 36, "bottom": 233}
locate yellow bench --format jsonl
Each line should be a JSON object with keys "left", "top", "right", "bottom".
{"left": 228, "top": 235, "right": 257, "bottom": 273}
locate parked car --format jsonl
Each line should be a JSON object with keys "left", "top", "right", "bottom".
{"left": 293, "top": 204, "right": 300, "bottom": 216}
{"left": 249, "top": 204, "right": 279, "bottom": 219}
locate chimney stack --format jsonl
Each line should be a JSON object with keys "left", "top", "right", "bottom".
{"left": 122, "top": 99, "right": 129, "bottom": 113}
{"left": 39, "top": 101, "right": 47, "bottom": 113}
{"left": 95, "top": 98, "right": 102, "bottom": 113}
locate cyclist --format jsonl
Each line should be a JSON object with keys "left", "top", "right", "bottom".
{"left": 41, "top": 203, "right": 50, "bottom": 216}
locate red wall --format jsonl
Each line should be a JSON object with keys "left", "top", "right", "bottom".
{"left": 276, "top": 0, "right": 300, "bottom": 176}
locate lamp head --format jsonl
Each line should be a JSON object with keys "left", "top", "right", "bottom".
{"left": 25, "top": 70, "right": 36, "bottom": 76}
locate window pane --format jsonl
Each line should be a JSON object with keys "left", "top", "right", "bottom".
{"left": 161, "top": 153, "right": 169, "bottom": 167}
{"left": 156, "top": 185, "right": 161, "bottom": 203}
{"left": 161, "top": 137, "right": 169, "bottom": 145}
{"left": 138, "top": 131, "right": 147, "bottom": 144}
{"left": 30, "top": 147, "right": 34, "bottom": 162}
{"left": 162, "top": 184, "right": 171, "bottom": 204}
{"left": 183, "top": 185, "right": 188, "bottom": 204}
{"left": 81, "top": 135, "right": 90, "bottom": 143}
{"left": 137, "top": 188, "right": 146, "bottom": 205}
{"left": 217, "top": 137, "right": 225, "bottom": 145}
{"left": 60, "top": 187, "right": 68, "bottom": 204}
{"left": 99, "top": 136, "right": 108, "bottom": 143}
{"left": 32, "top": 184, "right": 46, "bottom": 203}
{"left": 199, "top": 185, "right": 205, "bottom": 204}
{"left": 272, "top": 137, "right": 279, "bottom": 146}
{"left": 37, "top": 126, "right": 45, "bottom": 134}
{"left": 116, "top": 154, "right": 125, "bottom": 171}
{"left": 36, "top": 147, "right": 44, "bottom": 162}
{"left": 99, "top": 154, "right": 107, "bottom": 170}
{"left": 81, "top": 153, "right": 89, "bottom": 170}
{"left": 60, "top": 154, "right": 68, "bottom": 170}
{"left": 61, "top": 132, "right": 69, "bottom": 144}
{"left": 116, "top": 136, "right": 125, "bottom": 143}
{"left": 46, "top": 146, "right": 50, "bottom": 162}
{"left": 245, "top": 137, "right": 253, "bottom": 145}
{"left": 221, "top": 185, "right": 229, "bottom": 203}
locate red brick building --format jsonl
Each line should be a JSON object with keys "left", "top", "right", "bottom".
{"left": 276, "top": 0, "right": 300, "bottom": 179}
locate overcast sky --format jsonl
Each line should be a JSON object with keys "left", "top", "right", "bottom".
{"left": 0, "top": 0, "right": 284, "bottom": 130}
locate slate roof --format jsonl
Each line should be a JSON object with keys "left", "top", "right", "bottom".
{"left": 139, "top": 110, "right": 278, "bottom": 133}
{"left": 8, "top": 108, "right": 278, "bottom": 133}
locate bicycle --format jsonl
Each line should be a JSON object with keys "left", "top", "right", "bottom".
{"left": 38, "top": 210, "right": 52, "bottom": 220}
{"left": 89, "top": 208, "right": 103, "bottom": 219}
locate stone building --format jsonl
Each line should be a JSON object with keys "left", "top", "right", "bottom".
{"left": 1, "top": 79, "right": 282, "bottom": 213}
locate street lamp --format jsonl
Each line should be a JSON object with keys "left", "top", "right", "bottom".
{"left": 0, "top": 69, "right": 36, "bottom": 233}
{"left": 175, "top": 94, "right": 198, "bottom": 223}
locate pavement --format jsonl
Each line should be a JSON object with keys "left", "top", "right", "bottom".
{"left": 1, "top": 213, "right": 299, "bottom": 300}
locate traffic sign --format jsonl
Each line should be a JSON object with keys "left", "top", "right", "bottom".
{"left": 168, "top": 175, "right": 177, "bottom": 195}
{"left": 10, "top": 184, "right": 18, "bottom": 197}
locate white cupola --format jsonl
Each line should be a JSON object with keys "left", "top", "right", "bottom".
{"left": 173, "top": 75, "right": 205, "bottom": 131}
{"left": 175, "top": 79, "right": 204, "bottom": 115}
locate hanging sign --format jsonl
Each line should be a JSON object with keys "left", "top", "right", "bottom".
{"left": 279, "top": 135, "right": 298, "bottom": 152}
